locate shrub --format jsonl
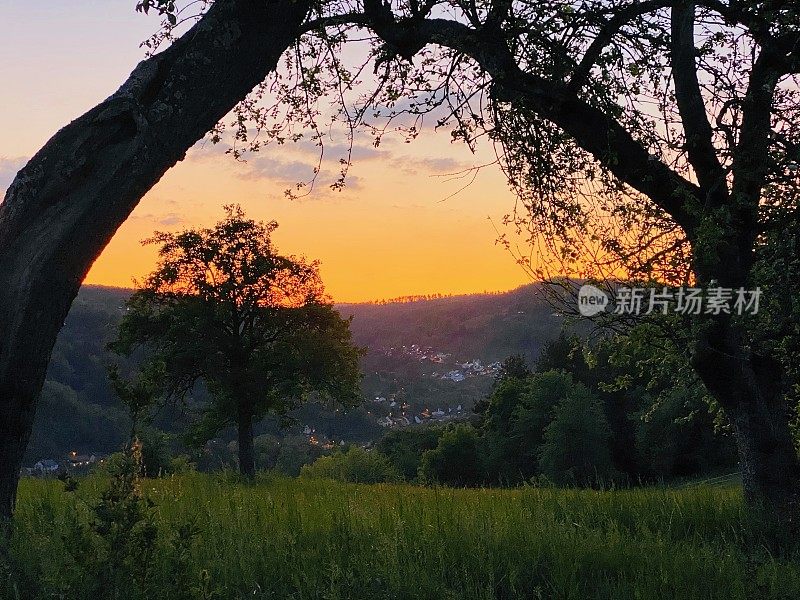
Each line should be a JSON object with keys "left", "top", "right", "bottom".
{"left": 274, "top": 436, "right": 325, "bottom": 476}
{"left": 138, "top": 427, "right": 173, "bottom": 477}
{"left": 52, "top": 442, "right": 204, "bottom": 599}
{"left": 300, "top": 447, "right": 401, "bottom": 484}
{"left": 168, "top": 455, "right": 196, "bottom": 475}
{"left": 376, "top": 427, "right": 443, "bottom": 480}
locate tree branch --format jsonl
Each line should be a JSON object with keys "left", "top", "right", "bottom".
{"left": 356, "top": 15, "right": 701, "bottom": 232}
{"left": 670, "top": 1, "right": 727, "bottom": 204}
{"left": 569, "top": 0, "right": 673, "bottom": 91}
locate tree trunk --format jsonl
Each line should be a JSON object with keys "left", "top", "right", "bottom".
{"left": 693, "top": 320, "right": 800, "bottom": 537}
{"left": 0, "top": 0, "right": 310, "bottom": 521}
{"left": 731, "top": 397, "right": 800, "bottom": 522}
{"left": 0, "top": 421, "right": 31, "bottom": 524}
{"left": 237, "top": 402, "right": 256, "bottom": 478}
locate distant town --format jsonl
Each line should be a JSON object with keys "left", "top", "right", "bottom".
{"left": 26, "top": 343, "right": 502, "bottom": 475}
{"left": 382, "top": 344, "right": 502, "bottom": 382}
{"left": 27, "top": 451, "right": 106, "bottom": 477}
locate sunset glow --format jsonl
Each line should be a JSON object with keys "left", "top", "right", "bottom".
{"left": 0, "top": 0, "right": 533, "bottom": 302}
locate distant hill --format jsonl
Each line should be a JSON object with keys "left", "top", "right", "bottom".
{"left": 26, "top": 284, "right": 566, "bottom": 464}
{"left": 340, "top": 284, "right": 563, "bottom": 363}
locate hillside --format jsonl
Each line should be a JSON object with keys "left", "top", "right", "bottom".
{"left": 26, "top": 284, "right": 565, "bottom": 464}
{"left": 340, "top": 284, "right": 563, "bottom": 362}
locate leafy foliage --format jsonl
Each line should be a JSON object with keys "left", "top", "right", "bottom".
{"left": 375, "top": 426, "right": 443, "bottom": 481}
{"left": 112, "top": 206, "right": 363, "bottom": 475}
{"left": 418, "top": 424, "right": 485, "bottom": 487}
{"left": 482, "top": 371, "right": 576, "bottom": 484}
{"left": 300, "top": 446, "right": 401, "bottom": 483}
{"left": 26, "top": 442, "right": 208, "bottom": 599}
{"left": 538, "top": 382, "right": 615, "bottom": 487}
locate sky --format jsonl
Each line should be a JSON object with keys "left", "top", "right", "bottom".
{"left": 0, "top": 0, "right": 534, "bottom": 302}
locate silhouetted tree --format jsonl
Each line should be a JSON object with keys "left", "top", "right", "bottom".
{"left": 0, "top": 0, "right": 309, "bottom": 520}
{"left": 112, "top": 206, "right": 363, "bottom": 477}
{"left": 419, "top": 424, "right": 484, "bottom": 487}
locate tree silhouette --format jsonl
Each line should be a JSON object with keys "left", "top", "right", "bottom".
{"left": 112, "top": 206, "right": 363, "bottom": 477}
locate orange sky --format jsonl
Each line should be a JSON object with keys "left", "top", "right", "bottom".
{"left": 0, "top": 1, "right": 534, "bottom": 302}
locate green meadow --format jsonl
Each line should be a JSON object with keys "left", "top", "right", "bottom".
{"left": 3, "top": 474, "right": 800, "bottom": 599}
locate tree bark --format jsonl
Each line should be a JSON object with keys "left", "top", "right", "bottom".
{"left": 693, "top": 319, "right": 800, "bottom": 534}
{"left": 237, "top": 401, "right": 256, "bottom": 478}
{"left": 0, "top": 0, "right": 310, "bottom": 521}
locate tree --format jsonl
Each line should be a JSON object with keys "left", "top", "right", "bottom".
{"left": 108, "top": 361, "right": 166, "bottom": 441}
{"left": 376, "top": 426, "right": 443, "bottom": 480}
{"left": 535, "top": 334, "right": 591, "bottom": 382}
{"left": 418, "top": 424, "right": 485, "bottom": 487}
{"left": 112, "top": 206, "right": 363, "bottom": 477}
{"left": 539, "top": 383, "right": 615, "bottom": 487}
{"left": 287, "top": 0, "right": 798, "bottom": 524}
{"left": 2, "top": 0, "right": 799, "bottom": 527}
{"left": 0, "top": 0, "right": 311, "bottom": 520}
{"left": 597, "top": 322, "right": 737, "bottom": 480}
{"left": 482, "top": 370, "right": 582, "bottom": 484}
{"left": 494, "top": 354, "right": 532, "bottom": 385}
{"left": 108, "top": 362, "right": 176, "bottom": 477}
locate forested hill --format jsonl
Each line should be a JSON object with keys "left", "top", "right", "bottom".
{"left": 339, "top": 284, "right": 562, "bottom": 363}
{"left": 26, "top": 284, "right": 564, "bottom": 464}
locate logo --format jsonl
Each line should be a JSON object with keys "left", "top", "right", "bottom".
{"left": 577, "top": 284, "right": 609, "bottom": 316}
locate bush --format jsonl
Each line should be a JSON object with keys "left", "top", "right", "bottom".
{"left": 137, "top": 427, "right": 173, "bottom": 477}
{"left": 376, "top": 427, "right": 443, "bottom": 480}
{"left": 418, "top": 424, "right": 484, "bottom": 487}
{"left": 274, "top": 436, "right": 325, "bottom": 476}
{"left": 168, "top": 455, "right": 196, "bottom": 475}
{"left": 538, "top": 383, "right": 615, "bottom": 487}
{"left": 300, "top": 447, "right": 401, "bottom": 484}
{"left": 45, "top": 442, "right": 204, "bottom": 599}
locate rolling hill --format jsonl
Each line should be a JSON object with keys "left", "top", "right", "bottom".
{"left": 25, "top": 283, "right": 566, "bottom": 464}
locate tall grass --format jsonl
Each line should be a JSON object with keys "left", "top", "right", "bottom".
{"left": 4, "top": 473, "right": 800, "bottom": 599}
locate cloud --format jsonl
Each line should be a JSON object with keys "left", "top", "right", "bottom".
{"left": 235, "top": 153, "right": 365, "bottom": 195}
{"left": 0, "top": 157, "right": 29, "bottom": 194}
{"left": 319, "top": 141, "right": 387, "bottom": 162}
{"left": 157, "top": 213, "right": 185, "bottom": 226}
{"left": 239, "top": 156, "right": 319, "bottom": 184}
{"left": 186, "top": 134, "right": 372, "bottom": 193}
{"left": 130, "top": 211, "right": 187, "bottom": 228}
{"left": 395, "top": 155, "right": 474, "bottom": 176}
{"left": 183, "top": 129, "right": 471, "bottom": 196}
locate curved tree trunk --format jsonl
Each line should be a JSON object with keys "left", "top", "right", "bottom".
{"left": 0, "top": 0, "right": 310, "bottom": 521}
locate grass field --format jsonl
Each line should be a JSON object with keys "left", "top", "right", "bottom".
{"left": 4, "top": 473, "right": 800, "bottom": 599}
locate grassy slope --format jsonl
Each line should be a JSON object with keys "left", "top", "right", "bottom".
{"left": 8, "top": 475, "right": 800, "bottom": 599}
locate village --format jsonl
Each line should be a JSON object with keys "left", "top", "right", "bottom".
{"left": 27, "top": 344, "right": 501, "bottom": 475}
{"left": 27, "top": 451, "right": 106, "bottom": 477}
{"left": 303, "top": 344, "right": 501, "bottom": 441}
{"left": 381, "top": 344, "right": 503, "bottom": 382}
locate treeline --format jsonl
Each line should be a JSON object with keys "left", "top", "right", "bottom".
{"left": 361, "top": 288, "right": 515, "bottom": 305}
{"left": 302, "top": 331, "right": 738, "bottom": 487}
{"left": 36, "top": 281, "right": 733, "bottom": 487}
{"left": 26, "top": 283, "right": 564, "bottom": 464}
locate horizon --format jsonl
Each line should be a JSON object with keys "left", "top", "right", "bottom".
{"left": 80, "top": 280, "right": 544, "bottom": 306}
